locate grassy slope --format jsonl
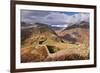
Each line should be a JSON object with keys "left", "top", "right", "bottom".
{"left": 21, "top": 26, "right": 89, "bottom": 62}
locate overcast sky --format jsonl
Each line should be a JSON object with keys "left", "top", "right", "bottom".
{"left": 21, "top": 10, "right": 90, "bottom": 28}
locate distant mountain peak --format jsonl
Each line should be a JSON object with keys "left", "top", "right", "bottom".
{"left": 62, "top": 21, "right": 89, "bottom": 31}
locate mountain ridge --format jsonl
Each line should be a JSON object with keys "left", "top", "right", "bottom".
{"left": 21, "top": 21, "right": 89, "bottom": 62}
